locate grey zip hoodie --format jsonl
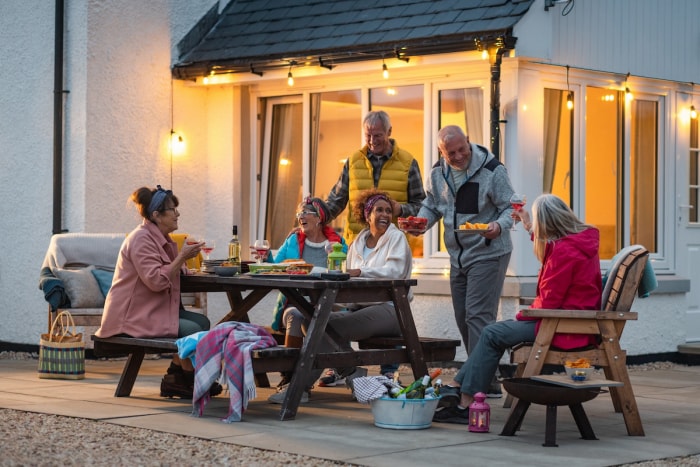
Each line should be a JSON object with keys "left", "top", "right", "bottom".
{"left": 418, "top": 143, "right": 515, "bottom": 269}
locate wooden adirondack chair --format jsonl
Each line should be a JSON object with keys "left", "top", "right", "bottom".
{"left": 504, "top": 245, "right": 649, "bottom": 436}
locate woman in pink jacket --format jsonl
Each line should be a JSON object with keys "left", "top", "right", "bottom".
{"left": 96, "top": 185, "right": 219, "bottom": 399}
{"left": 433, "top": 194, "right": 602, "bottom": 424}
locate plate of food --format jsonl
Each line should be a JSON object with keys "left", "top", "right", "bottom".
{"left": 457, "top": 222, "right": 489, "bottom": 233}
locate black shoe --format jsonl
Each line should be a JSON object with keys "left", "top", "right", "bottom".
{"left": 437, "top": 385, "right": 461, "bottom": 409}
{"left": 277, "top": 372, "right": 293, "bottom": 388}
{"left": 161, "top": 373, "right": 223, "bottom": 399}
{"left": 432, "top": 405, "right": 470, "bottom": 425}
{"left": 160, "top": 373, "right": 193, "bottom": 399}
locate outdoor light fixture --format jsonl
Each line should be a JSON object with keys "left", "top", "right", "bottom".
{"left": 287, "top": 64, "right": 294, "bottom": 86}
{"left": 566, "top": 65, "right": 573, "bottom": 110}
{"left": 249, "top": 64, "right": 263, "bottom": 77}
{"left": 382, "top": 60, "right": 389, "bottom": 79}
{"left": 170, "top": 130, "right": 185, "bottom": 156}
{"left": 691, "top": 105, "right": 697, "bottom": 120}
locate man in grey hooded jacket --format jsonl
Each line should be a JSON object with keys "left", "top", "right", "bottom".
{"left": 414, "top": 125, "right": 515, "bottom": 395}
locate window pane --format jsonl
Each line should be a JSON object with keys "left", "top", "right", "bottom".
{"left": 311, "top": 90, "right": 362, "bottom": 235}
{"left": 266, "top": 103, "right": 303, "bottom": 248}
{"left": 630, "top": 99, "right": 658, "bottom": 252}
{"left": 437, "top": 87, "right": 484, "bottom": 252}
{"left": 371, "top": 85, "right": 425, "bottom": 257}
{"left": 543, "top": 88, "right": 572, "bottom": 205}
{"left": 585, "top": 87, "right": 622, "bottom": 259}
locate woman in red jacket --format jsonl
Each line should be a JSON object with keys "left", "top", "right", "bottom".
{"left": 433, "top": 194, "right": 601, "bottom": 424}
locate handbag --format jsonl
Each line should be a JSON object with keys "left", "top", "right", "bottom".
{"left": 38, "top": 311, "right": 85, "bottom": 380}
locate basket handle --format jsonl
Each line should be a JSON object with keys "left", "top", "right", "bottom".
{"left": 48, "top": 311, "right": 78, "bottom": 343}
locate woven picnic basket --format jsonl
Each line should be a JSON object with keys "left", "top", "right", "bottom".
{"left": 38, "top": 311, "right": 85, "bottom": 380}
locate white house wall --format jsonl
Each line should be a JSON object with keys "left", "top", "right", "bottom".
{"left": 517, "top": 0, "right": 700, "bottom": 83}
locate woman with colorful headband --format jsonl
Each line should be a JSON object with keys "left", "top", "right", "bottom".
{"left": 269, "top": 188, "right": 413, "bottom": 404}
{"left": 266, "top": 197, "right": 347, "bottom": 390}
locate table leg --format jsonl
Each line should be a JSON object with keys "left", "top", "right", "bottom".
{"left": 390, "top": 285, "right": 427, "bottom": 379}
{"left": 543, "top": 405, "right": 559, "bottom": 447}
{"left": 279, "top": 287, "right": 339, "bottom": 421}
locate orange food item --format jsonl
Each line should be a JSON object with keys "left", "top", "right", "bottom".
{"left": 565, "top": 358, "right": 591, "bottom": 368}
{"left": 459, "top": 222, "right": 489, "bottom": 230}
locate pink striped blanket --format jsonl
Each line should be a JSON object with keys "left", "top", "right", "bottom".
{"left": 192, "top": 322, "right": 277, "bottom": 422}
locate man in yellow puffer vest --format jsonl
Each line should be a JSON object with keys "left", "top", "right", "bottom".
{"left": 325, "top": 110, "right": 426, "bottom": 246}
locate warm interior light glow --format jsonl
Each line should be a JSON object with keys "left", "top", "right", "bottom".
{"left": 170, "top": 131, "right": 185, "bottom": 156}
{"left": 387, "top": 87, "right": 396, "bottom": 95}
{"left": 602, "top": 94, "right": 616, "bottom": 102}
{"left": 382, "top": 63, "right": 389, "bottom": 79}
{"left": 481, "top": 49, "right": 488, "bottom": 60}
{"left": 566, "top": 92, "right": 574, "bottom": 110}
{"left": 625, "top": 87, "right": 634, "bottom": 102}
{"left": 287, "top": 71, "right": 294, "bottom": 86}
{"left": 691, "top": 105, "right": 697, "bottom": 120}
{"left": 279, "top": 158, "right": 290, "bottom": 166}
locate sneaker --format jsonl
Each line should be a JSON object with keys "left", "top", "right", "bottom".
{"left": 436, "top": 385, "right": 461, "bottom": 408}
{"left": 432, "top": 405, "right": 470, "bottom": 425}
{"left": 318, "top": 369, "right": 346, "bottom": 387}
{"left": 267, "top": 386, "right": 309, "bottom": 404}
{"left": 486, "top": 381, "right": 503, "bottom": 399}
{"left": 344, "top": 367, "right": 368, "bottom": 392}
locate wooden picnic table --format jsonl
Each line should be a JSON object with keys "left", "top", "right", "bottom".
{"left": 181, "top": 274, "right": 430, "bottom": 420}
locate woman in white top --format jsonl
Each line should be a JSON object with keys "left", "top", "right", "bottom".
{"left": 269, "top": 189, "right": 413, "bottom": 404}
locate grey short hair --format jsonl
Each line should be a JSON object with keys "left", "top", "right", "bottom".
{"left": 363, "top": 110, "right": 391, "bottom": 132}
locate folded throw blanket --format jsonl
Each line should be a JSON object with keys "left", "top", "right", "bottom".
{"left": 39, "top": 266, "right": 69, "bottom": 311}
{"left": 192, "top": 322, "right": 277, "bottom": 423}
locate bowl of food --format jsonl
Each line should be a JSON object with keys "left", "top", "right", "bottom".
{"left": 213, "top": 265, "right": 240, "bottom": 277}
{"left": 564, "top": 358, "right": 594, "bottom": 381}
{"left": 397, "top": 216, "right": 428, "bottom": 233}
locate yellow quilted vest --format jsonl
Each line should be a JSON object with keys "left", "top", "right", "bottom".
{"left": 345, "top": 144, "right": 412, "bottom": 244}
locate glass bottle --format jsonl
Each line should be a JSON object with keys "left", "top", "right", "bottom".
{"left": 228, "top": 225, "right": 241, "bottom": 268}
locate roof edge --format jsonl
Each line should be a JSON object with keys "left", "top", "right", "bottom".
{"left": 176, "top": 3, "right": 220, "bottom": 60}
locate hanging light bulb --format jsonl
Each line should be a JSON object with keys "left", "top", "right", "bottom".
{"left": 287, "top": 62, "right": 294, "bottom": 86}
{"left": 565, "top": 66, "right": 573, "bottom": 110}
{"left": 170, "top": 130, "right": 185, "bottom": 156}
{"left": 691, "top": 105, "right": 697, "bottom": 120}
{"left": 382, "top": 60, "right": 389, "bottom": 79}
{"left": 481, "top": 48, "right": 489, "bottom": 60}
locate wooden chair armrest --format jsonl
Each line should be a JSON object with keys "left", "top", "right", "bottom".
{"left": 518, "top": 309, "right": 638, "bottom": 320}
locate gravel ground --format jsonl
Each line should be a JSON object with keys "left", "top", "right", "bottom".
{"left": 1, "top": 352, "right": 698, "bottom": 466}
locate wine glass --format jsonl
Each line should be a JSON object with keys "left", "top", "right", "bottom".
{"left": 509, "top": 194, "right": 527, "bottom": 230}
{"left": 200, "top": 239, "right": 216, "bottom": 260}
{"left": 253, "top": 239, "right": 270, "bottom": 264}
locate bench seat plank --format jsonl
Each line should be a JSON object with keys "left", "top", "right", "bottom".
{"left": 92, "top": 334, "right": 459, "bottom": 397}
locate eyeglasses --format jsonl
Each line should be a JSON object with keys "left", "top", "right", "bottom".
{"left": 296, "top": 211, "right": 317, "bottom": 218}
{"left": 161, "top": 207, "right": 179, "bottom": 214}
